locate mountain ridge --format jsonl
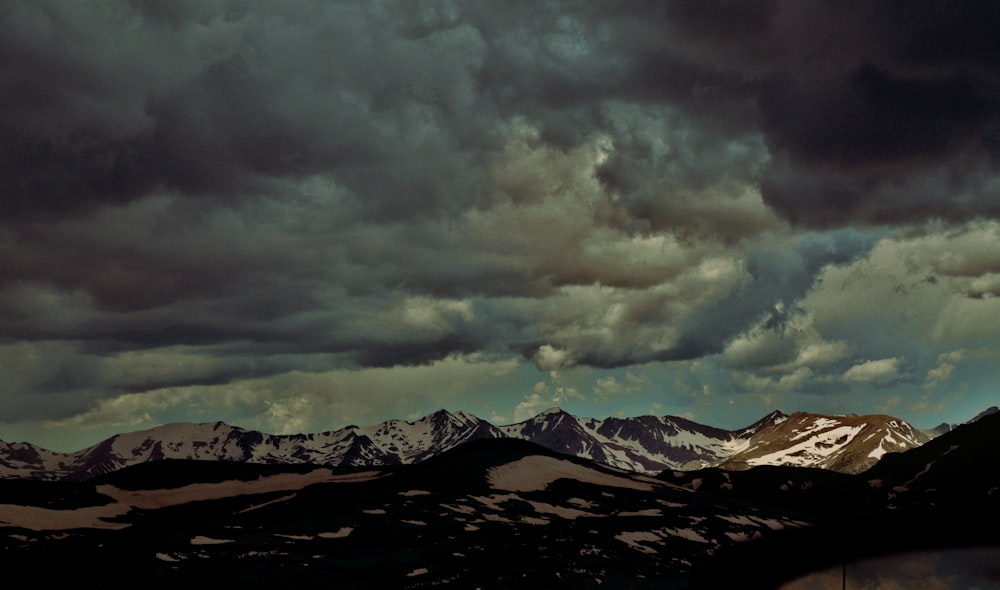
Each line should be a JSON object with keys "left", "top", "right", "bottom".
{"left": 0, "top": 406, "right": 943, "bottom": 480}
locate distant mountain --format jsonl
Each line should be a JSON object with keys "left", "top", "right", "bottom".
{"left": 0, "top": 407, "right": 931, "bottom": 480}
{"left": 0, "top": 410, "right": 503, "bottom": 481}
{"left": 497, "top": 407, "right": 787, "bottom": 472}
{"left": 922, "top": 405, "right": 999, "bottom": 439}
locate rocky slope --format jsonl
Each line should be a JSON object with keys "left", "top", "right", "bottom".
{"left": 715, "top": 412, "right": 929, "bottom": 474}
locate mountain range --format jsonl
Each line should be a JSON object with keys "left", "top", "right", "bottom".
{"left": 0, "top": 407, "right": 952, "bottom": 480}
{"left": 0, "top": 409, "right": 997, "bottom": 589}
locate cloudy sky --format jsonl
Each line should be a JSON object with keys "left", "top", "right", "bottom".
{"left": 2, "top": 0, "right": 999, "bottom": 451}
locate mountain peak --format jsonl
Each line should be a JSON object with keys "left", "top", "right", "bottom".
{"left": 971, "top": 406, "right": 999, "bottom": 422}
{"left": 428, "top": 408, "right": 457, "bottom": 421}
{"left": 733, "top": 409, "right": 789, "bottom": 438}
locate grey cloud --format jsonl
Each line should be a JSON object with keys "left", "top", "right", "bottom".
{"left": 5, "top": 0, "right": 1000, "bottom": 430}
{"left": 666, "top": 228, "right": 881, "bottom": 360}
{"left": 1, "top": 1, "right": 495, "bottom": 220}
{"left": 7, "top": 1, "right": 1000, "bottom": 229}
{"left": 652, "top": 1, "right": 1000, "bottom": 227}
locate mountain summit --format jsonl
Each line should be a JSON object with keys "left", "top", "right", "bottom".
{"left": 715, "top": 412, "right": 928, "bottom": 474}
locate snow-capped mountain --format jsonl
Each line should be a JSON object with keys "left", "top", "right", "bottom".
{"left": 498, "top": 407, "right": 787, "bottom": 472}
{"left": 0, "top": 410, "right": 503, "bottom": 481}
{"left": 0, "top": 408, "right": 930, "bottom": 480}
{"left": 715, "top": 412, "right": 929, "bottom": 474}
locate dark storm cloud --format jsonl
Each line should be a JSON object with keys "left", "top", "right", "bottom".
{"left": 0, "top": 0, "right": 767, "bottom": 383}
{"left": 6, "top": 1, "right": 1000, "bottom": 224}
{"left": 0, "top": 0, "right": 495, "bottom": 221}
{"left": 4, "top": 0, "right": 1000, "bottom": 427}
{"left": 661, "top": 0, "right": 1000, "bottom": 226}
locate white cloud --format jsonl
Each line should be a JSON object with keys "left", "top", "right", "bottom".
{"left": 736, "top": 366, "right": 815, "bottom": 394}
{"left": 925, "top": 362, "right": 954, "bottom": 384}
{"left": 722, "top": 308, "right": 849, "bottom": 398}
{"left": 722, "top": 310, "right": 850, "bottom": 373}
{"left": 512, "top": 377, "right": 585, "bottom": 421}
{"left": 875, "top": 394, "right": 902, "bottom": 414}
{"left": 593, "top": 370, "right": 650, "bottom": 399}
{"left": 534, "top": 344, "right": 576, "bottom": 371}
{"left": 843, "top": 358, "right": 901, "bottom": 383}
{"left": 394, "top": 296, "right": 474, "bottom": 333}
{"left": 803, "top": 221, "right": 1000, "bottom": 346}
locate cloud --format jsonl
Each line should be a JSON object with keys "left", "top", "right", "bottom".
{"left": 843, "top": 358, "right": 901, "bottom": 383}
{"left": 513, "top": 379, "right": 585, "bottom": 422}
{"left": 875, "top": 395, "right": 902, "bottom": 414}
{"left": 721, "top": 307, "right": 850, "bottom": 373}
{"left": 720, "top": 304, "right": 850, "bottom": 398}
{"left": 925, "top": 363, "right": 955, "bottom": 385}
{"left": 803, "top": 222, "right": 1000, "bottom": 348}
{"left": 534, "top": 345, "right": 575, "bottom": 372}
{"left": 2, "top": 1, "right": 1000, "bottom": 439}
{"left": 6, "top": 1, "right": 1000, "bottom": 230}
{"left": 735, "top": 366, "right": 815, "bottom": 395}
{"left": 593, "top": 370, "right": 650, "bottom": 399}
{"left": 40, "top": 353, "right": 522, "bottom": 445}
{"left": 657, "top": 1, "right": 1000, "bottom": 227}
{"left": 670, "top": 229, "right": 880, "bottom": 361}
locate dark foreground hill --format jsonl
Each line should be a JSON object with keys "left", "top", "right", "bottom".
{"left": 0, "top": 414, "right": 997, "bottom": 589}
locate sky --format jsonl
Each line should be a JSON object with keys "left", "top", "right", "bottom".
{"left": 2, "top": 1, "right": 999, "bottom": 452}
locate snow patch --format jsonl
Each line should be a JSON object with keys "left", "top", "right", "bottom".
{"left": 442, "top": 502, "right": 476, "bottom": 515}
{"left": 661, "top": 527, "right": 710, "bottom": 543}
{"left": 789, "top": 417, "right": 840, "bottom": 441}
{"left": 236, "top": 493, "right": 297, "bottom": 514}
{"left": 746, "top": 425, "right": 865, "bottom": 467}
{"left": 487, "top": 456, "right": 655, "bottom": 492}
{"left": 471, "top": 493, "right": 522, "bottom": 511}
{"left": 717, "top": 514, "right": 757, "bottom": 526}
{"left": 619, "top": 508, "right": 662, "bottom": 517}
{"left": 724, "top": 531, "right": 760, "bottom": 542}
{"left": 190, "top": 536, "right": 233, "bottom": 545}
{"left": 526, "top": 500, "right": 598, "bottom": 520}
{"left": 615, "top": 531, "right": 661, "bottom": 553}
{"left": 318, "top": 527, "right": 353, "bottom": 539}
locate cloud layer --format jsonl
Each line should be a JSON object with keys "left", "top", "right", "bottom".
{"left": 2, "top": 1, "right": 999, "bottom": 448}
